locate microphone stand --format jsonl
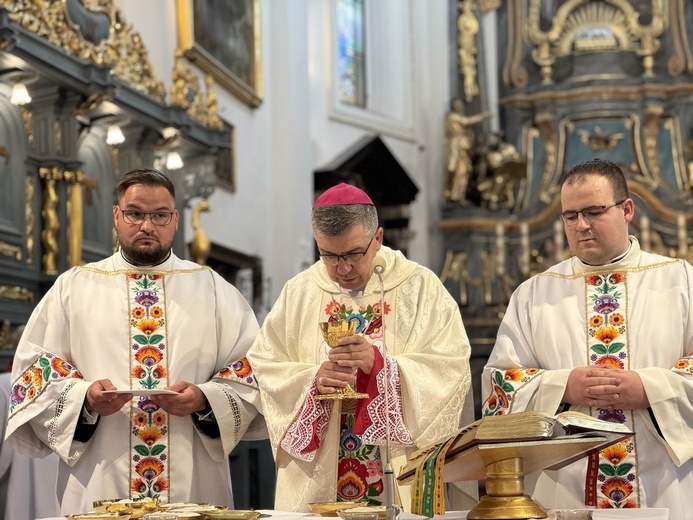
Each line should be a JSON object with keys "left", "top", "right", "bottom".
{"left": 374, "top": 261, "right": 400, "bottom": 520}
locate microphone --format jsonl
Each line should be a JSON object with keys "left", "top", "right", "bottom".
{"left": 371, "top": 255, "right": 398, "bottom": 518}
{"left": 371, "top": 256, "right": 386, "bottom": 275}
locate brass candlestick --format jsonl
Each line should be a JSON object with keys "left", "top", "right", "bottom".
{"left": 316, "top": 321, "right": 369, "bottom": 400}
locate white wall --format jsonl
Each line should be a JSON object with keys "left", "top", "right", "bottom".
{"left": 117, "top": 0, "right": 452, "bottom": 309}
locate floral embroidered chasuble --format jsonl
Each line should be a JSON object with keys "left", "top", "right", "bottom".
{"left": 481, "top": 239, "right": 693, "bottom": 519}
{"left": 248, "top": 246, "right": 476, "bottom": 513}
{"left": 6, "top": 252, "right": 263, "bottom": 515}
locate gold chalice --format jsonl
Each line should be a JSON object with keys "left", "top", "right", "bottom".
{"left": 317, "top": 321, "right": 369, "bottom": 400}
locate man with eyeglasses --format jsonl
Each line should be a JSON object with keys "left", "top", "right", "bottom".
{"left": 6, "top": 168, "right": 265, "bottom": 515}
{"left": 247, "top": 183, "right": 476, "bottom": 513}
{"left": 481, "top": 158, "right": 693, "bottom": 517}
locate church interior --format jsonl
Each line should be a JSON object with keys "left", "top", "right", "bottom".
{"left": 1, "top": 0, "right": 693, "bottom": 515}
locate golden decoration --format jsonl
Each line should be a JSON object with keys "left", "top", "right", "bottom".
{"left": 444, "top": 98, "right": 490, "bottom": 203}
{"left": 0, "top": 285, "right": 34, "bottom": 302}
{"left": 7, "top": 0, "right": 165, "bottom": 103}
{"left": 0, "top": 145, "right": 8, "bottom": 164}
{"left": 440, "top": 250, "right": 475, "bottom": 306}
{"left": 577, "top": 126, "right": 625, "bottom": 152}
{"left": 525, "top": 0, "right": 666, "bottom": 84}
{"left": 74, "top": 92, "right": 109, "bottom": 117}
{"left": 457, "top": 0, "right": 480, "bottom": 102}
{"left": 64, "top": 170, "right": 88, "bottom": 268}
{"left": 0, "top": 320, "right": 11, "bottom": 350}
{"left": 643, "top": 104, "right": 664, "bottom": 184}
{"left": 0, "top": 241, "right": 22, "bottom": 262}
{"left": 666, "top": 0, "right": 691, "bottom": 76}
{"left": 189, "top": 198, "right": 211, "bottom": 265}
{"left": 502, "top": 0, "right": 528, "bottom": 88}
{"left": 170, "top": 50, "right": 222, "bottom": 129}
{"left": 39, "top": 166, "right": 64, "bottom": 275}
{"left": 20, "top": 107, "right": 33, "bottom": 145}
{"left": 54, "top": 119, "right": 62, "bottom": 154}
{"left": 25, "top": 176, "right": 34, "bottom": 264}
{"left": 479, "top": 0, "right": 500, "bottom": 12}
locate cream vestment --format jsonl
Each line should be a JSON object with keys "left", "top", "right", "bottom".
{"left": 6, "top": 252, "right": 264, "bottom": 515}
{"left": 483, "top": 238, "right": 693, "bottom": 519}
{"left": 248, "top": 246, "right": 475, "bottom": 512}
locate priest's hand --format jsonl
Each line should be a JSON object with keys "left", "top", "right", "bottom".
{"left": 316, "top": 360, "right": 353, "bottom": 395}
{"left": 150, "top": 381, "right": 207, "bottom": 416}
{"left": 602, "top": 369, "right": 649, "bottom": 410}
{"left": 329, "top": 334, "right": 375, "bottom": 374}
{"left": 85, "top": 379, "right": 132, "bottom": 416}
{"left": 563, "top": 366, "right": 622, "bottom": 408}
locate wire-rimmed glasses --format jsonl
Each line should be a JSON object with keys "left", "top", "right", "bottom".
{"left": 119, "top": 209, "right": 175, "bottom": 226}
{"left": 560, "top": 200, "right": 626, "bottom": 226}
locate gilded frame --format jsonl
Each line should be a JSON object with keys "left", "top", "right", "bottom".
{"left": 176, "top": 0, "right": 263, "bottom": 108}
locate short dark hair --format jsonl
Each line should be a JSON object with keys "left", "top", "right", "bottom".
{"left": 561, "top": 158, "right": 629, "bottom": 201}
{"left": 311, "top": 204, "right": 378, "bottom": 237}
{"left": 116, "top": 168, "right": 175, "bottom": 201}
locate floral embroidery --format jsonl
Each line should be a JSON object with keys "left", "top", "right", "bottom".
{"left": 338, "top": 413, "right": 382, "bottom": 503}
{"left": 481, "top": 367, "right": 542, "bottom": 416}
{"left": 585, "top": 272, "right": 639, "bottom": 509}
{"left": 326, "top": 297, "right": 392, "bottom": 505}
{"left": 9, "top": 353, "right": 82, "bottom": 413}
{"left": 673, "top": 352, "right": 693, "bottom": 375}
{"left": 214, "top": 357, "right": 258, "bottom": 386}
{"left": 337, "top": 457, "right": 369, "bottom": 501}
{"left": 128, "top": 273, "right": 169, "bottom": 500}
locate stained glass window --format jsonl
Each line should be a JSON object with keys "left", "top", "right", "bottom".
{"left": 336, "top": 0, "right": 366, "bottom": 107}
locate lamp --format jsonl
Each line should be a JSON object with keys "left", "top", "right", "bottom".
{"left": 10, "top": 81, "right": 31, "bottom": 105}
{"left": 106, "top": 123, "right": 125, "bottom": 145}
{"left": 0, "top": 69, "right": 37, "bottom": 106}
{"left": 166, "top": 150, "right": 184, "bottom": 170}
{"left": 153, "top": 127, "right": 184, "bottom": 170}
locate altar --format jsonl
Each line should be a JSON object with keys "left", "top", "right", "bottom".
{"left": 37, "top": 508, "right": 670, "bottom": 520}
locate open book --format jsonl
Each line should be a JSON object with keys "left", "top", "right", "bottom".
{"left": 398, "top": 410, "right": 633, "bottom": 483}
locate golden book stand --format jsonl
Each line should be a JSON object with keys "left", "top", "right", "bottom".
{"left": 398, "top": 412, "right": 633, "bottom": 520}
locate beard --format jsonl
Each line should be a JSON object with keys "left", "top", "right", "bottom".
{"left": 120, "top": 240, "right": 172, "bottom": 266}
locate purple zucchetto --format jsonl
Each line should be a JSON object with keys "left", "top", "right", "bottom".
{"left": 313, "top": 183, "right": 374, "bottom": 208}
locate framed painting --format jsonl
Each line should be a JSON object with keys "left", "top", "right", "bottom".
{"left": 176, "top": 0, "right": 263, "bottom": 108}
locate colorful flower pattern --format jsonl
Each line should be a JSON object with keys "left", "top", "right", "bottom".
{"left": 215, "top": 357, "right": 257, "bottom": 386}
{"left": 327, "top": 298, "right": 390, "bottom": 504}
{"left": 338, "top": 413, "right": 383, "bottom": 504}
{"left": 9, "top": 353, "right": 82, "bottom": 413}
{"left": 128, "top": 273, "right": 169, "bottom": 500}
{"left": 586, "top": 272, "right": 637, "bottom": 509}
{"left": 481, "top": 272, "right": 640, "bottom": 509}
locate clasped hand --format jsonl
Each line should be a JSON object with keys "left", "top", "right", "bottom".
{"left": 85, "top": 379, "right": 208, "bottom": 417}
{"left": 316, "top": 334, "right": 374, "bottom": 395}
{"left": 563, "top": 366, "right": 649, "bottom": 410}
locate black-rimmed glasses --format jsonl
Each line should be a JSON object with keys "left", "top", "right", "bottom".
{"left": 560, "top": 200, "right": 626, "bottom": 226}
{"left": 320, "top": 233, "right": 375, "bottom": 266}
{"left": 120, "top": 209, "right": 175, "bottom": 226}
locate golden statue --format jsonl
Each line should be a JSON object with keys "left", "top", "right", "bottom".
{"left": 190, "top": 198, "right": 211, "bottom": 265}
{"left": 477, "top": 133, "right": 526, "bottom": 210}
{"left": 457, "top": 0, "right": 480, "bottom": 102}
{"left": 444, "top": 98, "right": 490, "bottom": 203}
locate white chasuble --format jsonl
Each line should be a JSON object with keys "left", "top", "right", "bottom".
{"left": 482, "top": 238, "right": 693, "bottom": 520}
{"left": 6, "top": 252, "right": 264, "bottom": 515}
{"left": 248, "top": 246, "right": 476, "bottom": 512}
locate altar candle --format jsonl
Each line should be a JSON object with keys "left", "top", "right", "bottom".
{"left": 495, "top": 222, "right": 505, "bottom": 274}
{"left": 640, "top": 215, "right": 651, "bottom": 252}
{"left": 520, "top": 221, "right": 530, "bottom": 276}
{"left": 553, "top": 219, "right": 564, "bottom": 261}
{"left": 677, "top": 212, "right": 687, "bottom": 258}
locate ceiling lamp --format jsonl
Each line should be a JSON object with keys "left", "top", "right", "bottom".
{"left": 10, "top": 81, "right": 31, "bottom": 106}
{"left": 106, "top": 124, "right": 125, "bottom": 145}
{"left": 166, "top": 150, "right": 184, "bottom": 170}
